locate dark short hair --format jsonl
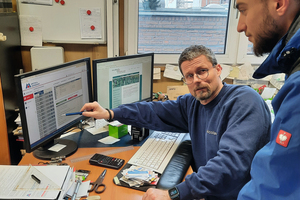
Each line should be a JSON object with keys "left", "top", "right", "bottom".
{"left": 178, "top": 45, "right": 218, "bottom": 74}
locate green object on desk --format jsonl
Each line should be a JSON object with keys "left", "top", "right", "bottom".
{"left": 109, "top": 124, "right": 128, "bottom": 139}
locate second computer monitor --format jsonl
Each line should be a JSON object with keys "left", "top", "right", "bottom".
{"left": 93, "top": 53, "right": 154, "bottom": 109}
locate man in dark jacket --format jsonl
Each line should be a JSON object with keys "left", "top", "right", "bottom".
{"left": 236, "top": 0, "right": 300, "bottom": 199}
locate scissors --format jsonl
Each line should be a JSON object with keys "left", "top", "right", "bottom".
{"left": 88, "top": 169, "right": 107, "bottom": 193}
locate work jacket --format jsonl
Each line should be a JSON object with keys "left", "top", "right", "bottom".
{"left": 238, "top": 11, "right": 300, "bottom": 200}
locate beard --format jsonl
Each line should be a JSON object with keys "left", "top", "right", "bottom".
{"left": 194, "top": 86, "right": 212, "bottom": 101}
{"left": 253, "top": 11, "right": 284, "bottom": 56}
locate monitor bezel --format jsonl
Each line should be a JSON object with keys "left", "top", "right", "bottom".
{"left": 14, "top": 57, "right": 93, "bottom": 153}
{"left": 92, "top": 53, "right": 154, "bottom": 106}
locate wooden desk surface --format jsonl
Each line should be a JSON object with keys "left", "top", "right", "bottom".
{"left": 19, "top": 147, "right": 145, "bottom": 200}
{"left": 19, "top": 146, "right": 193, "bottom": 200}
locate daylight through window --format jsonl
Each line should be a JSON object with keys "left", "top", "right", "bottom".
{"left": 138, "top": 0, "right": 230, "bottom": 54}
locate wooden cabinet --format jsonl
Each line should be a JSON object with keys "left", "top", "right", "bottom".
{"left": 0, "top": 76, "right": 11, "bottom": 165}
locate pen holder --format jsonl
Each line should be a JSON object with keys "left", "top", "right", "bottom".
{"left": 108, "top": 124, "right": 128, "bottom": 139}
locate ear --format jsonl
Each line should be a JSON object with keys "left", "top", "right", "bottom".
{"left": 215, "top": 64, "right": 222, "bottom": 76}
{"left": 275, "top": 0, "right": 290, "bottom": 16}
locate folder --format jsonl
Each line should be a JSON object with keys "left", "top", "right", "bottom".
{"left": 0, "top": 165, "right": 72, "bottom": 199}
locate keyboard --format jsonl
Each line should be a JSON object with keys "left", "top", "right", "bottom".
{"left": 128, "top": 131, "right": 185, "bottom": 174}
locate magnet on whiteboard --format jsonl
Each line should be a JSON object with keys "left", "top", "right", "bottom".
{"left": 87, "top": 10, "right": 92, "bottom": 15}
{"left": 91, "top": 25, "right": 95, "bottom": 30}
{"left": 60, "top": 0, "right": 65, "bottom": 5}
{"left": 29, "top": 27, "right": 34, "bottom": 32}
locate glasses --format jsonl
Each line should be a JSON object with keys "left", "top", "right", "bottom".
{"left": 182, "top": 68, "right": 210, "bottom": 85}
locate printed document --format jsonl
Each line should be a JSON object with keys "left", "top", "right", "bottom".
{"left": 0, "top": 165, "right": 71, "bottom": 199}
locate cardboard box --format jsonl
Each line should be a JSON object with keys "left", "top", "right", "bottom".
{"left": 108, "top": 124, "right": 128, "bottom": 139}
{"left": 167, "top": 85, "right": 190, "bottom": 100}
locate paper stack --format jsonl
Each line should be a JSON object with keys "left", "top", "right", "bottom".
{"left": 0, "top": 165, "right": 76, "bottom": 200}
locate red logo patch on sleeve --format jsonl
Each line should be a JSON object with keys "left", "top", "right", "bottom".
{"left": 276, "top": 130, "right": 292, "bottom": 147}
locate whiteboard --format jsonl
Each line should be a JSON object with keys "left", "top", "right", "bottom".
{"left": 17, "top": 0, "right": 106, "bottom": 44}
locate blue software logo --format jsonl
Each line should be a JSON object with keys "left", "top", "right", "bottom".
{"left": 26, "top": 83, "right": 31, "bottom": 89}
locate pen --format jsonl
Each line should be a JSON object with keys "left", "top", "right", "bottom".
{"left": 71, "top": 179, "right": 82, "bottom": 200}
{"left": 31, "top": 174, "right": 41, "bottom": 184}
{"left": 62, "top": 112, "right": 83, "bottom": 116}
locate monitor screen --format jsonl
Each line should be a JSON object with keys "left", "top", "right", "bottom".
{"left": 15, "top": 57, "right": 93, "bottom": 160}
{"left": 93, "top": 53, "right": 154, "bottom": 109}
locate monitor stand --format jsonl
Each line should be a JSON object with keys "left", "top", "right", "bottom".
{"left": 33, "top": 138, "right": 78, "bottom": 160}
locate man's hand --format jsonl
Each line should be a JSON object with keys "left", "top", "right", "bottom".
{"left": 80, "top": 101, "right": 112, "bottom": 120}
{"left": 142, "top": 188, "right": 171, "bottom": 200}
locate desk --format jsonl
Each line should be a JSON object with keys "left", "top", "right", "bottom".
{"left": 61, "top": 129, "right": 147, "bottom": 148}
{"left": 19, "top": 146, "right": 193, "bottom": 200}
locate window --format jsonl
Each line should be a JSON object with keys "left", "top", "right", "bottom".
{"left": 138, "top": 1, "right": 229, "bottom": 54}
{"left": 237, "top": 32, "right": 268, "bottom": 65}
{"left": 124, "top": 0, "right": 264, "bottom": 65}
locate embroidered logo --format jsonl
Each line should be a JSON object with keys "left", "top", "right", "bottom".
{"left": 207, "top": 130, "right": 217, "bottom": 135}
{"left": 276, "top": 130, "right": 291, "bottom": 147}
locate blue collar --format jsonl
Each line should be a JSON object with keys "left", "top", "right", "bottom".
{"left": 253, "top": 23, "right": 300, "bottom": 79}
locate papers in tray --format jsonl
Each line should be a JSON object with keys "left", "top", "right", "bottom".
{"left": 120, "top": 165, "right": 159, "bottom": 187}
{"left": 0, "top": 165, "right": 72, "bottom": 200}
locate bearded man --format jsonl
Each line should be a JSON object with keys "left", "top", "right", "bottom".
{"left": 81, "top": 45, "right": 271, "bottom": 200}
{"left": 236, "top": 0, "right": 300, "bottom": 199}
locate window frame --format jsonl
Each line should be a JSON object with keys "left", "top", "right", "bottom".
{"left": 124, "top": 0, "right": 264, "bottom": 66}
{"left": 236, "top": 32, "right": 268, "bottom": 65}
{"left": 107, "top": 0, "right": 119, "bottom": 58}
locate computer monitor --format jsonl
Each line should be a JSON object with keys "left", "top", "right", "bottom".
{"left": 14, "top": 58, "right": 93, "bottom": 160}
{"left": 93, "top": 53, "right": 154, "bottom": 109}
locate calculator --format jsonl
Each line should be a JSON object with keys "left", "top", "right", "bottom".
{"left": 89, "top": 153, "right": 125, "bottom": 169}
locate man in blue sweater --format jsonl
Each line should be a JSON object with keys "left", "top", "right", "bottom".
{"left": 80, "top": 45, "right": 271, "bottom": 200}
{"left": 236, "top": 0, "right": 300, "bottom": 199}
